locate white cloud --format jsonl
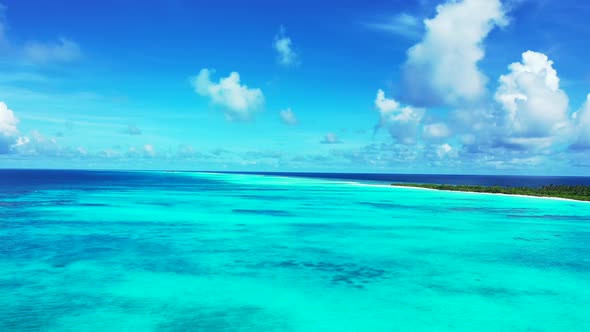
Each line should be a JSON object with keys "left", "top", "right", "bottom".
{"left": 191, "top": 68, "right": 264, "bottom": 121}
{"left": 24, "top": 37, "right": 82, "bottom": 63}
{"left": 279, "top": 108, "right": 298, "bottom": 125}
{"left": 0, "top": 101, "right": 19, "bottom": 137}
{"left": 402, "top": 0, "right": 507, "bottom": 106}
{"left": 423, "top": 122, "right": 451, "bottom": 140}
{"left": 273, "top": 25, "right": 299, "bottom": 66}
{"left": 11, "top": 130, "right": 60, "bottom": 156}
{"left": 12, "top": 136, "right": 30, "bottom": 148}
{"left": 320, "top": 133, "right": 342, "bottom": 144}
{"left": 375, "top": 89, "right": 424, "bottom": 144}
{"left": 448, "top": 51, "right": 575, "bottom": 157}
{"left": 126, "top": 145, "right": 156, "bottom": 158}
{"left": 436, "top": 143, "right": 454, "bottom": 158}
{"left": 0, "top": 101, "right": 19, "bottom": 154}
{"left": 495, "top": 51, "right": 570, "bottom": 140}
{"left": 143, "top": 144, "right": 156, "bottom": 158}
{"left": 571, "top": 94, "right": 590, "bottom": 150}
{"left": 363, "top": 13, "right": 422, "bottom": 39}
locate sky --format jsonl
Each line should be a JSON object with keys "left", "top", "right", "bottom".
{"left": 1, "top": 0, "right": 590, "bottom": 175}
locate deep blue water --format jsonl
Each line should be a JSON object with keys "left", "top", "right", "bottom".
{"left": 2, "top": 169, "right": 590, "bottom": 188}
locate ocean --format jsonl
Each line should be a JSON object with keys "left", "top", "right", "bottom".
{"left": 1, "top": 169, "right": 590, "bottom": 331}
{"left": 214, "top": 171, "right": 590, "bottom": 187}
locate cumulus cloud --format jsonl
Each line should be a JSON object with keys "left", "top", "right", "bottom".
{"left": 0, "top": 104, "right": 87, "bottom": 158}
{"left": 273, "top": 25, "right": 299, "bottom": 66}
{"left": 11, "top": 130, "right": 61, "bottom": 156}
{"left": 24, "top": 37, "right": 81, "bottom": 63}
{"left": 0, "top": 101, "right": 19, "bottom": 154}
{"left": 375, "top": 89, "right": 424, "bottom": 144}
{"left": 0, "top": 101, "right": 19, "bottom": 137}
{"left": 123, "top": 124, "right": 142, "bottom": 135}
{"left": 125, "top": 144, "right": 156, "bottom": 158}
{"left": 444, "top": 51, "right": 576, "bottom": 162}
{"left": 423, "top": 122, "right": 451, "bottom": 141}
{"left": 143, "top": 144, "right": 156, "bottom": 158}
{"left": 570, "top": 94, "right": 590, "bottom": 150}
{"left": 402, "top": 0, "right": 507, "bottom": 107}
{"left": 191, "top": 68, "right": 264, "bottom": 121}
{"left": 279, "top": 108, "right": 298, "bottom": 125}
{"left": 320, "top": 133, "right": 342, "bottom": 144}
{"left": 495, "top": 51, "right": 570, "bottom": 142}
{"left": 436, "top": 143, "right": 455, "bottom": 158}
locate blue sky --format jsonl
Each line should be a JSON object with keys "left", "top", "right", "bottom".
{"left": 1, "top": 0, "right": 589, "bottom": 174}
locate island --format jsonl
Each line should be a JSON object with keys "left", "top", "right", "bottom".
{"left": 391, "top": 183, "right": 590, "bottom": 202}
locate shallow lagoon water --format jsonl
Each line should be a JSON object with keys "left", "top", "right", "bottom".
{"left": 1, "top": 170, "right": 590, "bottom": 331}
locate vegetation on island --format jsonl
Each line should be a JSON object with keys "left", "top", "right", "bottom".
{"left": 391, "top": 183, "right": 590, "bottom": 202}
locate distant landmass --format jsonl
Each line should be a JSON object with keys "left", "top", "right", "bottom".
{"left": 392, "top": 183, "right": 590, "bottom": 202}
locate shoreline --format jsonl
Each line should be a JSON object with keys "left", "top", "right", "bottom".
{"left": 190, "top": 171, "right": 590, "bottom": 203}
{"left": 389, "top": 184, "right": 590, "bottom": 203}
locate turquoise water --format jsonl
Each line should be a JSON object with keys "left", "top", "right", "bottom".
{"left": 1, "top": 171, "right": 590, "bottom": 331}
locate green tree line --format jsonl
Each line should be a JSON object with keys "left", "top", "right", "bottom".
{"left": 392, "top": 183, "right": 590, "bottom": 202}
